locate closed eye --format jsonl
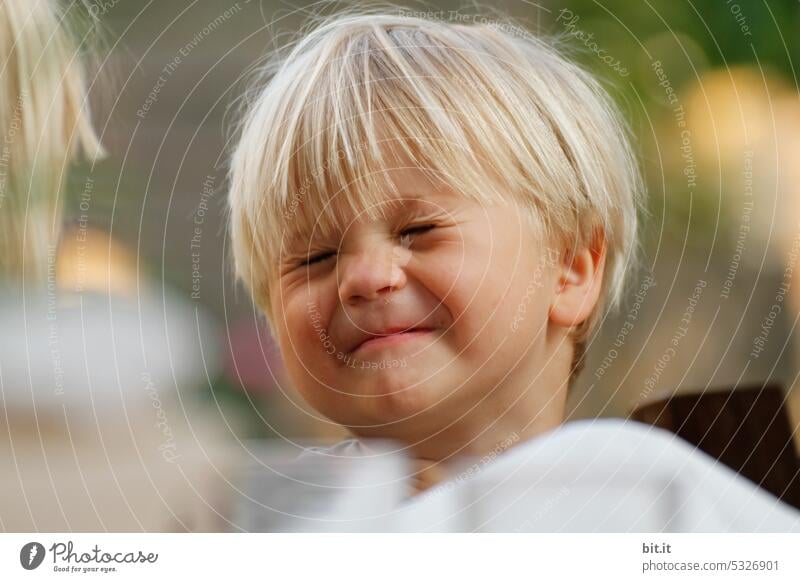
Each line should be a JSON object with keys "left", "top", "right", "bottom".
{"left": 300, "top": 250, "right": 336, "bottom": 267}
{"left": 298, "top": 225, "right": 435, "bottom": 267}
{"left": 400, "top": 223, "right": 436, "bottom": 237}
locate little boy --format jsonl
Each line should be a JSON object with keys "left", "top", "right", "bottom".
{"left": 227, "top": 10, "right": 641, "bottom": 491}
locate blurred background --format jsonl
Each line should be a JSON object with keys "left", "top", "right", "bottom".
{"left": 2, "top": 0, "right": 800, "bottom": 529}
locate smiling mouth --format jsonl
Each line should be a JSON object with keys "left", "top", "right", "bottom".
{"left": 352, "top": 328, "right": 436, "bottom": 354}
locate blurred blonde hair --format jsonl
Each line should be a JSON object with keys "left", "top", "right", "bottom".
{"left": 228, "top": 8, "right": 643, "bottom": 372}
{"left": 0, "top": 0, "right": 103, "bottom": 281}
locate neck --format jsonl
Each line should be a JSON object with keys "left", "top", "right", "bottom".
{"left": 403, "top": 390, "right": 568, "bottom": 494}
{"left": 406, "top": 381, "right": 568, "bottom": 462}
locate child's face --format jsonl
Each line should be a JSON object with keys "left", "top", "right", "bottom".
{"left": 272, "top": 164, "right": 566, "bottom": 433}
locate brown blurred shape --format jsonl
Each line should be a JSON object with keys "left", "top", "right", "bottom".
{"left": 631, "top": 384, "right": 800, "bottom": 510}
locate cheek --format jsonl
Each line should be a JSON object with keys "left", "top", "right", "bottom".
{"left": 438, "top": 234, "right": 553, "bottom": 356}
{"left": 411, "top": 249, "right": 481, "bottom": 347}
{"left": 274, "top": 280, "right": 338, "bottom": 371}
{"left": 501, "top": 256, "right": 560, "bottom": 349}
{"left": 450, "top": 235, "right": 515, "bottom": 327}
{"left": 408, "top": 249, "right": 502, "bottom": 358}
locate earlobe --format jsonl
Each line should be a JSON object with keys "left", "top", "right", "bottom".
{"left": 549, "top": 241, "right": 607, "bottom": 329}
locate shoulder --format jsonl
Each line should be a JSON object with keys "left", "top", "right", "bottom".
{"left": 418, "top": 419, "right": 800, "bottom": 531}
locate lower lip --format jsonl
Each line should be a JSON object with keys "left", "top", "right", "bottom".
{"left": 353, "top": 329, "right": 434, "bottom": 354}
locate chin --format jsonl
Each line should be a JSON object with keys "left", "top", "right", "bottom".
{"left": 301, "top": 347, "right": 458, "bottom": 426}
{"left": 357, "top": 370, "right": 455, "bottom": 426}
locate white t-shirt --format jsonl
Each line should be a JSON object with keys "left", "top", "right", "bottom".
{"left": 402, "top": 418, "right": 800, "bottom": 532}
{"left": 239, "top": 418, "right": 800, "bottom": 532}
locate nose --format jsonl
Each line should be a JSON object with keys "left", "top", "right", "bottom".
{"left": 338, "top": 237, "right": 410, "bottom": 305}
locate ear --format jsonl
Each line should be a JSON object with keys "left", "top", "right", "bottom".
{"left": 549, "top": 237, "right": 607, "bottom": 329}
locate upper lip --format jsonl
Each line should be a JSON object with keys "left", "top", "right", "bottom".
{"left": 349, "top": 325, "right": 435, "bottom": 353}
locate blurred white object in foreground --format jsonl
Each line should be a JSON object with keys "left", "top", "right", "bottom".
{"left": 0, "top": 284, "right": 230, "bottom": 531}
{"left": 234, "top": 419, "right": 800, "bottom": 532}
{"left": 234, "top": 440, "right": 410, "bottom": 532}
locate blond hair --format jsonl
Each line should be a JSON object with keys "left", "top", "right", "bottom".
{"left": 228, "top": 8, "right": 643, "bottom": 363}
{"left": 0, "top": 0, "right": 103, "bottom": 281}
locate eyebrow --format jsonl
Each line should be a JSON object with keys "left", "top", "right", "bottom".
{"left": 389, "top": 188, "right": 456, "bottom": 211}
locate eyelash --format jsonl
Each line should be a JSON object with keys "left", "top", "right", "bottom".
{"left": 301, "top": 251, "right": 336, "bottom": 267}
{"left": 299, "top": 224, "right": 437, "bottom": 267}
{"left": 401, "top": 223, "right": 435, "bottom": 238}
